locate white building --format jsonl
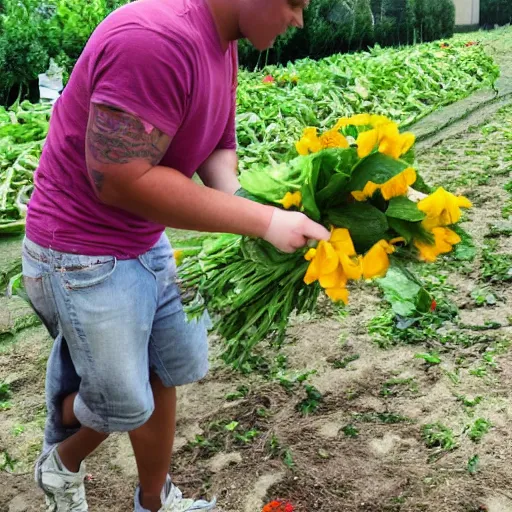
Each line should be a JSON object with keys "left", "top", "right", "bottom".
{"left": 453, "top": 0, "right": 480, "bottom": 29}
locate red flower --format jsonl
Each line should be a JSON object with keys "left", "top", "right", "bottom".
{"left": 440, "top": 42, "right": 450, "bottom": 49}
{"left": 465, "top": 41, "right": 477, "bottom": 47}
{"left": 262, "top": 75, "right": 275, "bottom": 84}
{"left": 431, "top": 299, "right": 437, "bottom": 311}
{"left": 262, "top": 500, "right": 294, "bottom": 512}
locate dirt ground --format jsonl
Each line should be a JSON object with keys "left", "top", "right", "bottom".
{"left": 1, "top": 38, "right": 512, "bottom": 512}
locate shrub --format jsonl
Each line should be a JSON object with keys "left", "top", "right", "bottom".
{"left": 480, "top": 0, "right": 512, "bottom": 27}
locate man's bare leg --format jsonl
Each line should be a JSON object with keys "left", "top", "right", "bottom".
{"left": 56, "top": 392, "right": 109, "bottom": 473}
{"left": 129, "top": 373, "right": 177, "bottom": 512}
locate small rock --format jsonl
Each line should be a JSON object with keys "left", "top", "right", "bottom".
{"left": 9, "top": 495, "right": 28, "bottom": 512}
{"left": 318, "top": 448, "right": 330, "bottom": 459}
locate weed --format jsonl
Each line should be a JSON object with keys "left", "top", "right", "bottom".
{"left": 457, "top": 395, "right": 483, "bottom": 408}
{"left": 470, "top": 367, "right": 488, "bottom": 378}
{"left": 368, "top": 297, "right": 458, "bottom": 349}
{"left": 256, "top": 407, "right": 269, "bottom": 418}
{"left": 0, "top": 451, "right": 17, "bottom": 472}
{"left": 341, "top": 424, "right": 359, "bottom": 437}
{"left": 277, "top": 369, "right": 316, "bottom": 393}
{"left": 234, "top": 428, "right": 260, "bottom": 444}
{"left": 267, "top": 434, "right": 294, "bottom": 469}
{"left": 225, "top": 386, "right": 249, "bottom": 401}
{"left": 353, "top": 412, "right": 411, "bottom": 424}
{"left": 332, "top": 354, "right": 360, "bottom": 369}
{"left": 481, "top": 240, "right": 512, "bottom": 282}
{"left": 415, "top": 352, "right": 441, "bottom": 365}
{"left": 283, "top": 448, "right": 294, "bottom": 469}
{"left": 466, "top": 418, "right": 492, "bottom": 443}
{"left": 296, "top": 384, "right": 323, "bottom": 416}
{"left": 0, "top": 401, "right": 12, "bottom": 411}
{"left": 381, "top": 377, "right": 419, "bottom": 397}
{"left": 0, "top": 382, "right": 11, "bottom": 401}
{"left": 11, "top": 425, "right": 25, "bottom": 436}
{"left": 467, "top": 454, "right": 479, "bottom": 475}
{"left": 422, "top": 422, "right": 457, "bottom": 451}
{"left": 471, "top": 287, "right": 497, "bottom": 307}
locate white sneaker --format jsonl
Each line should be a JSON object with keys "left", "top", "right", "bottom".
{"left": 134, "top": 475, "right": 217, "bottom": 512}
{"left": 35, "top": 445, "right": 88, "bottom": 512}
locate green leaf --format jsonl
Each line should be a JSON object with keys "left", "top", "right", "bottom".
{"left": 377, "top": 267, "right": 431, "bottom": 317}
{"left": 234, "top": 187, "right": 267, "bottom": 204}
{"left": 451, "top": 225, "right": 476, "bottom": 262}
{"left": 348, "top": 153, "right": 409, "bottom": 192}
{"left": 415, "top": 352, "right": 441, "bottom": 365}
{"left": 388, "top": 217, "right": 433, "bottom": 244}
{"left": 386, "top": 196, "right": 426, "bottom": 222}
{"left": 467, "top": 454, "right": 479, "bottom": 475}
{"left": 224, "top": 421, "right": 239, "bottom": 432}
{"left": 327, "top": 202, "right": 389, "bottom": 253}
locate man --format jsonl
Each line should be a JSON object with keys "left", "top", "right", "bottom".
{"left": 23, "top": 0, "right": 328, "bottom": 511}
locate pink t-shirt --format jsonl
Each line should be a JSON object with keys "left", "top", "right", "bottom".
{"left": 26, "top": 0, "right": 237, "bottom": 259}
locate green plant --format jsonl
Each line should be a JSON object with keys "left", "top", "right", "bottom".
{"left": 0, "top": 0, "right": 53, "bottom": 103}
{"left": 481, "top": 240, "right": 512, "bottom": 282}
{"left": 467, "top": 454, "right": 479, "bottom": 475}
{"left": 480, "top": 0, "right": 512, "bottom": 27}
{"left": 225, "top": 386, "right": 250, "bottom": 401}
{"left": 422, "top": 422, "right": 457, "bottom": 451}
{"left": 332, "top": 354, "right": 360, "bottom": 369}
{"left": 0, "top": 451, "right": 17, "bottom": 471}
{"left": 414, "top": 352, "right": 441, "bottom": 365}
{"left": 0, "top": 381, "right": 11, "bottom": 401}
{"left": 296, "top": 384, "right": 323, "bottom": 416}
{"left": 467, "top": 418, "right": 492, "bottom": 443}
{"left": 342, "top": 424, "right": 359, "bottom": 437}
{"left": 457, "top": 395, "right": 483, "bottom": 408}
{"left": 381, "top": 377, "right": 418, "bottom": 397}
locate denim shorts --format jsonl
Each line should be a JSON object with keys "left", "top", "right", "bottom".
{"left": 22, "top": 233, "right": 211, "bottom": 443}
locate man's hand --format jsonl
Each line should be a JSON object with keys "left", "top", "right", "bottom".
{"left": 264, "top": 208, "right": 330, "bottom": 253}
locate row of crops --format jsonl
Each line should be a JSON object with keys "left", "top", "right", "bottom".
{"left": 0, "top": 38, "right": 500, "bottom": 236}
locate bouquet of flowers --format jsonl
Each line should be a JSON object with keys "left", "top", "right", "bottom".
{"left": 178, "top": 114, "right": 472, "bottom": 369}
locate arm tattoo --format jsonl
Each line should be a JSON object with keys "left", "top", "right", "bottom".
{"left": 90, "top": 169, "right": 105, "bottom": 192}
{"left": 87, "top": 103, "right": 170, "bottom": 167}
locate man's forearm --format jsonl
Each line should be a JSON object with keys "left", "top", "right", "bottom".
{"left": 100, "top": 163, "right": 272, "bottom": 237}
{"left": 197, "top": 149, "right": 240, "bottom": 194}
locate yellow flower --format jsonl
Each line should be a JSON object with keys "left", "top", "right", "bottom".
{"left": 352, "top": 167, "right": 417, "bottom": 201}
{"left": 330, "top": 228, "right": 362, "bottom": 280}
{"left": 325, "top": 286, "right": 349, "bottom": 304}
{"left": 334, "top": 113, "right": 393, "bottom": 132}
{"left": 356, "top": 122, "right": 415, "bottom": 159}
{"left": 173, "top": 250, "right": 184, "bottom": 267}
{"left": 278, "top": 191, "right": 302, "bottom": 210}
{"left": 417, "top": 187, "right": 472, "bottom": 230}
{"left": 356, "top": 129, "right": 380, "bottom": 158}
{"left": 304, "top": 239, "right": 339, "bottom": 285}
{"left": 380, "top": 167, "right": 417, "bottom": 200}
{"left": 296, "top": 126, "right": 349, "bottom": 155}
{"left": 362, "top": 240, "right": 396, "bottom": 279}
{"left": 370, "top": 114, "right": 393, "bottom": 127}
{"left": 319, "top": 264, "right": 347, "bottom": 289}
{"left": 303, "top": 229, "right": 360, "bottom": 302}
{"left": 295, "top": 127, "right": 322, "bottom": 155}
{"left": 415, "top": 227, "right": 461, "bottom": 262}
{"left": 319, "top": 129, "right": 349, "bottom": 149}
